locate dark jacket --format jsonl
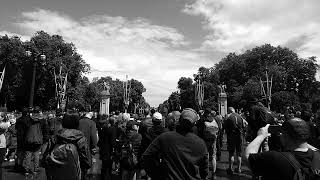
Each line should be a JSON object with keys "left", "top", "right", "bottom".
{"left": 139, "top": 124, "right": 168, "bottom": 160}
{"left": 125, "top": 131, "right": 142, "bottom": 157}
{"left": 78, "top": 117, "right": 98, "bottom": 152}
{"left": 98, "top": 124, "right": 117, "bottom": 161}
{"left": 16, "top": 115, "right": 31, "bottom": 150}
{"left": 120, "top": 130, "right": 142, "bottom": 170}
{"left": 142, "top": 131, "right": 208, "bottom": 180}
{"left": 43, "top": 129, "right": 92, "bottom": 172}
{"left": 23, "top": 115, "right": 48, "bottom": 150}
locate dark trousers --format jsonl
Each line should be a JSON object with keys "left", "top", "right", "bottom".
{"left": 216, "top": 132, "right": 223, "bottom": 159}
{"left": 101, "top": 159, "right": 112, "bottom": 180}
{"left": 0, "top": 148, "right": 7, "bottom": 180}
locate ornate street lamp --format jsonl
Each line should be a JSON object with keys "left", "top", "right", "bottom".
{"left": 25, "top": 50, "right": 46, "bottom": 108}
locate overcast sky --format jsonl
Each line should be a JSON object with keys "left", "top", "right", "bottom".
{"left": 1, "top": 0, "right": 319, "bottom": 107}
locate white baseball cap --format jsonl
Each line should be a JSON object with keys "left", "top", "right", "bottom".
{"left": 153, "top": 112, "right": 162, "bottom": 121}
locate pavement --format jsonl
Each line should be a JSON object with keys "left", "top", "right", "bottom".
{"left": 2, "top": 135, "right": 253, "bottom": 180}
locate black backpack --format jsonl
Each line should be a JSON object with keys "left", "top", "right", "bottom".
{"left": 120, "top": 138, "right": 138, "bottom": 170}
{"left": 280, "top": 150, "right": 320, "bottom": 180}
{"left": 25, "top": 121, "right": 43, "bottom": 145}
{"left": 45, "top": 143, "right": 81, "bottom": 180}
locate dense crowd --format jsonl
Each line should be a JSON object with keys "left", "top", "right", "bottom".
{"left": 0, "top": 98, "right": 319, "bottom": 180}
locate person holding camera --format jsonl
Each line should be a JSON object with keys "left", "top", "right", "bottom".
{"left": 245, "top": 118, "right": 320, "bottom": 180}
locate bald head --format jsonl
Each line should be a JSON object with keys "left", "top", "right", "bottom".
{"left": 228, "top": 107, "right": 235, "bottom": 113}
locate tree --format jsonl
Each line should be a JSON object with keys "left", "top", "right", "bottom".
{"left": 178, "top": 77, "right": 195, "bottom": 110}
{"left": 163, "top": 44, "right": 319, "bottom": 113}
{"left": 0, "top": 31, "right": 90, "bottom": 111}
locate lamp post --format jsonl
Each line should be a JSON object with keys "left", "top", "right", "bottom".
{"left": 25, "top": 50, "right": 46, "bottom": 108}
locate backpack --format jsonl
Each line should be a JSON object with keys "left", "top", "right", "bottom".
{"left": 25, "top": 121, "right": 43, "bottom": 145}
{"left": 232, "top": 114, "right": 244, "bottom": 135}
{"left": 280, "top": 150, "right": 320, "bottom": 180}
{"left": 120, "top": 139, "right": 138, "bottom": 170}
{"left": 204, "top": 117, "right": 219, "bottom": 140}
{"left": 45, "top": 143, "right": 81, "bottom": 180}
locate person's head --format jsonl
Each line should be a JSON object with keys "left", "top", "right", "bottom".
{"left": 56, "top": 108, "right": 63, "bottom": 117}
{"left": 171, "top": 111, "right": 181, "bottom": 121}
{"left": 227, "top": 107, "right": 235, "bottom": 114}
{"left": 144, "top": 108, "right": 150, "bottom": 116}
{"left": 280, "top": 118, "right": 310, "bottom": 150}
{"left": 22, "top": 107, "right": 29, "bottom": 116}
{"left": 204, "top": 108, "right": 212, "bottom": 117}
{"left": 177, "top": 108, "right": 198, "bottom": 133}
{"left": 85, "top": 112, "right": 93, "bottom": 119}
{"left": 211, "top": 110, "right": 217, "bottom": 116}
{"left": 126, "top": 120, "right": 138, "bottom": 132}
{"left": 301, "top": 110, "right": 312, "bottom": 122}
{"left": 150, "top": 108, "right": 156, "bottom": 116}
{"left": 152, "top": 112, "right": 162, "bottom": 125}
{"left": 109, "top": 117, "right": 116, "bottom": 126}
{"left": 122, "top": 113, "right": 130, "bottom": 122}
{"left": 8, "top": 114, "right": 16, "bottom": 125}
{"left": 62, "top": 111, "right": 80, "bottom": 129}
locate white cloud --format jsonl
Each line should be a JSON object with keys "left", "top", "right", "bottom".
{"left": 183, "top": 0, "right": 320, "bottom": 60}
{"left": 9, "top": 9, "right": 212, "bottom": 107}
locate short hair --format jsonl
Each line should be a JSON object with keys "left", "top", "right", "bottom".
{"left": 228, "top": 107, "right": 235, "bottom": 113}
{"left": 62, "top": 111, "right": 80, "bottom": 129}
{"left": 282, "top": 118, "right": 310, "bottom": 142}
{"left": 22, "top": 107, "right": 29, "bottom": 116}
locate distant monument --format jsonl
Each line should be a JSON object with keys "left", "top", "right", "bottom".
{"left": 218, "top": 84, "right": 227, "bottom": 117}
{"left": 100, "top": 82, "right": 111, "bottom": 115}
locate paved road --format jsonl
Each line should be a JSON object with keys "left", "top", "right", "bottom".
{"left": 2, "top": 136, "right": 252, "bottom": 180}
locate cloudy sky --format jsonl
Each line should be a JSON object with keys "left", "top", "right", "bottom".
{"left": 1, "top": 0, "right": 319, "bottom": 107}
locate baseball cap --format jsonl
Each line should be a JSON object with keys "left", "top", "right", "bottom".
{"left": 180, "top": 108, "right": 199, "bottom": 124}
{"left": 282, "top": 118, "right": 310, "bottom": 141}
{"left": 153, "top": 112, "right": 162, "bottom": 121}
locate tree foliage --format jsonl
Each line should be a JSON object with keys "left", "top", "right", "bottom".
{"left": 0, "top": 31, "right": 148, "bottom": 112}
{"left": 159, "top": 44, "right": 319, "bottom": 113}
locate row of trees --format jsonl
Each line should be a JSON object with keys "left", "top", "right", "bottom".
{"left": 159, "top": 44, "right": 320, "bottom": 115}
{"left": 0, "top": 31, "right": 148, "bottom": 112}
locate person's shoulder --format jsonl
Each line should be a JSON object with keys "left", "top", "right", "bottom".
{"left": 249, "top": 150, "right": 284, "bottom": 162}
{"left": 157, "top": 131, "right": 176, "bottom": 139}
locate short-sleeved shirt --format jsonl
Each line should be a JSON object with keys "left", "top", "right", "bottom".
{"left": 142, "top": 131, "right": 208, "bottom": 180}
{"left": 248, "top": 150, "right": 314, "bottom": 180}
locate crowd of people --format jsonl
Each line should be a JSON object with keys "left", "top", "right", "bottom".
{"left": 0, "top": 98, "right": 319, "bottom": 180}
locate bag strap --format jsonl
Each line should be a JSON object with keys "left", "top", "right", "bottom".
{"left": 280, "top": 152, "right": 305, "bottom": 180}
